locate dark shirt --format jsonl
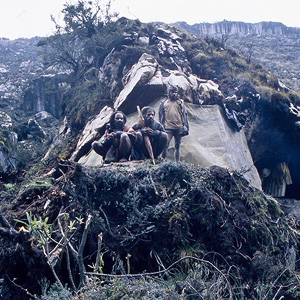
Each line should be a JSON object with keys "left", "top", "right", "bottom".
{"left": 132, "top": 120, "right": 165, "bottom": 136}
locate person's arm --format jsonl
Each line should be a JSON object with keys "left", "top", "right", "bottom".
{"left": 152, "top": 121, "right": 165, "bottom": 136}
{"left": 125, "top": 124, "right": 138, "bottom": 143}
{"left": 180, "top": 101, "right": 189, "bottom": 131}
{"left": 100, "top": 128, "right": 110, "bottom": 141}
{"left": 158, "top": 101, "right": 165, "bottom": 126}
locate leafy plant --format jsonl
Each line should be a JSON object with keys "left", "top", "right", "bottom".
{"left": 15, "top": 212, "right": 52, "bottom": 247}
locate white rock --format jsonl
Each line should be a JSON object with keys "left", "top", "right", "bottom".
{"left": 114, "top": 53, "right": 158, "bottom": 110}
{"left": 0, "top": 111, "right": 12, "bottom": 128}
{"left": 70, "top": 106, "right": 114, "bottom": 161}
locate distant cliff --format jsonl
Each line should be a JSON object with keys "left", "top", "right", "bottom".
{"left": 175, "top": 21, "right": 300, "bottom": 91}
{"left": 175, "top": 20, "right": 300, "bottom": 37}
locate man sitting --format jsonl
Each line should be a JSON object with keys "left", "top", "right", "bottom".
{"left": 92, "top": 111, "right": 136, "bottom": 163}
{"left": 132, "top": 106, "right": 168, "bottom": 160}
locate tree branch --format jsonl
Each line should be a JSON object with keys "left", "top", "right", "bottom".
{"left": 78, "top": 214, "right": 92, "bottom": 288}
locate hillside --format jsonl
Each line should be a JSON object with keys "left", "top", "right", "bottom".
{"left": 175, "top": 21, "right": 300, "bottom": 91}
{"left": 0, "top": 4, "right": 300, "bottom": 298}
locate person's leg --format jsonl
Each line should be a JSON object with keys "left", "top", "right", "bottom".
{"left": 174, "top": 134, "right": 182, "bottom": 163}
{"left": 162, "top": 132, "right": 173, "bottom": 159}
{"left": 92, "top": 141, "right": 107, "bottom": 157}
{"left": 131, "top": 131, "right": 145, "bottom": 160}
{"left": 104, "top": 145, "right": 118, "bottom": 163}
{"left": 119, "top": 133, "right": 132, "bottom": 161}
{"left": 153, "top": 132, "right": 168, "bottom": 158}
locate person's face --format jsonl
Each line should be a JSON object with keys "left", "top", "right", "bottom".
{"left": 169, "top": 89, "right": 179, "bottom": 101}
{"left": 114, "top": 113, "right": 124, "bottom": 129}
{"left": 145, "top": 111, "right": 155, "bottom": 123}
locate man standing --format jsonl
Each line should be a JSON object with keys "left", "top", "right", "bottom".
{"left": 132, "top": 106, "right": 168, "bottom": 160}
{"left": 159, "top": 85, "right": 189, "bottom": 163}
{"left": 92, "top": 111, "right": 136, "bottom": 163}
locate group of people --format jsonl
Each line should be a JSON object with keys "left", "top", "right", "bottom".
{"left": 92, "top": 85, "right": 189, "bottom": 164}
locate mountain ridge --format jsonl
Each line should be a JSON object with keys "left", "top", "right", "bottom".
{"left": 175, "top": 20, "right": 300, "bottom": 36}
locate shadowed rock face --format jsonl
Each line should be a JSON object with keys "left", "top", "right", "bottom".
{"left": 23, "top": 74, "right": 69, "bottom": 119}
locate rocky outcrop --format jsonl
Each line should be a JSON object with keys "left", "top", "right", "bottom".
{"left": 0, "top": 37, "right": 43, "bottom": 112}
{"left": 0, "top": 37, "right": 69, "bottom": 175}
{"left": 22, "top": 74, "right": 68, "bottom": 119}
{"left": 0, "top": 111, "right": 18, "bottom": 174}
{"left": 73, "top": 46, "right": 223, "bottom": 158}
{"left": 71, "top": 106, "right": 114, "bottom": 162}
{"left": 68, "top": 22, "right": 268, "bottom": 190}
{"left": 114, "top": 53, "right": 159, "bottom": 111}
{"left": 175, "top": 21, "right": 300, "bottom": 92}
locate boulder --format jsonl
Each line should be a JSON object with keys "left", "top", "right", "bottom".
{"left": 72, "top": 51, "right": 223, "bottom": 165}
{"left": 152, "top": 27, "right": 190, "bottom": 72}
{"left": 28, "top": 118, "right": 46, "bottom": 138}
{"left": 98, "top": 48, "right": 123, "bottom": 99}
{"left": 114, "top": 52, "right": 222, "bottom": 113}
{"left": 71, "top": 106, "right": 114, "bottom": 161}
{"left": 181, "top": 103, "right": 261, "bottom": 189}
{"left": 114, "top": 53, "right": 159, "bottom": 111}
{"left": 160, "top": 71, "right": 222, "bottom": 104}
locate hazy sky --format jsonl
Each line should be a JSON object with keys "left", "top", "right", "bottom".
{"left": 0, "top": 0, "right": 300, "bottom": 40}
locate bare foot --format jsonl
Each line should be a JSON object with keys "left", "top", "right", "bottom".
{"left": 119, "top": 158, "right": 128, "bottom": 163}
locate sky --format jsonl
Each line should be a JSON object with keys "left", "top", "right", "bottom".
{"left": 0, "top": 0, "right": 300, "bottom": 40}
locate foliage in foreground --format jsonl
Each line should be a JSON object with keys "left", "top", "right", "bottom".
{"left": 1, "top": 161, "right": 300, "bottom": 299}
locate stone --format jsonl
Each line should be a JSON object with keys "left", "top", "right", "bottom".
{"left": 98, "top": 48, "right": 122, "bottom": 98}
{"left": 113, "top": 52, "right": 222, "bottom": 113}
{"left": 114, "top": 53, "right": 158, "bottom": 111}
{"left": 70, "top": 106, "right": 114, "bottom": 161}
{"left": 28, "top": 118, "right": 46, "bottom": 138}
